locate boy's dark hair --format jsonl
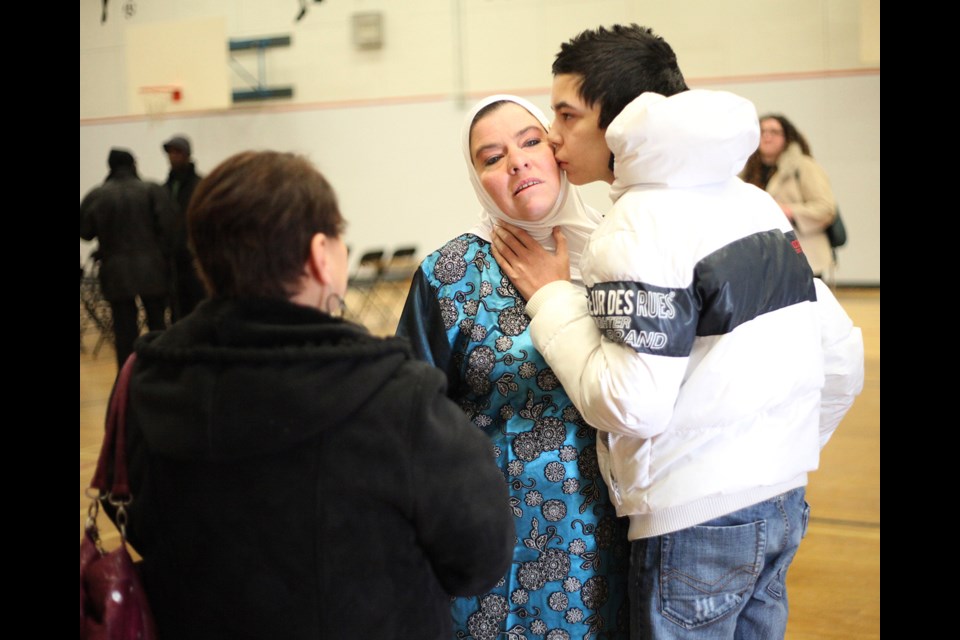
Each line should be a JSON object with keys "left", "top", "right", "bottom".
{"left": 553, "top": 24, "right": 689, "bottom": 129}
{"left": 187, "top": 150, "right": 346, "bottom": 300}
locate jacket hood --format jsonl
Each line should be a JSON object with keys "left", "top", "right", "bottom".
{"left": 106, "top": 165, "right": 140, "bottom": 182}
{"left": 607, "top": 89, "right": 760, "bottom": 199}
{"left": 131, "top": 298, "right": 413, "bottom": 461}
{"left": 108, "top": 148, "right": 135, "bottom": 170}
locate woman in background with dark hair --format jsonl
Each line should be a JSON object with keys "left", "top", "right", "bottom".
{"left": 741, "top": 113, "right": 838, "bottom": 277}
{"left": 105, "top": 150, "right": 514, "bottom": 640}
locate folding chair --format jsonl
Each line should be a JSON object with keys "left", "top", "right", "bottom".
{"left": 345, "top": 249, "right": 385, "bottom": 325}
{"left": 366, "top": 246, "right": 419, "bottom": 330}
{"left": 79, "top": 255, "right": 114, "bottom": 357}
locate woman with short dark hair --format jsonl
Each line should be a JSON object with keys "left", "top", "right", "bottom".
{"left": 104, "top": 150, "right": 514, "bottom": 640}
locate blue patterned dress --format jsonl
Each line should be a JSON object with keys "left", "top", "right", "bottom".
{"left": 397, "top": 234, "right": 629, "bottom": 640}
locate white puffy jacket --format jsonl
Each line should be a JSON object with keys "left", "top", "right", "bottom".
{"left": 525, "top": 90, "right": 864, "bottom": 539}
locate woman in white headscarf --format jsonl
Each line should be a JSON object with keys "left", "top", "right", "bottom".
{"left": 397, "top": 95, "right": 629, "bottom": 639}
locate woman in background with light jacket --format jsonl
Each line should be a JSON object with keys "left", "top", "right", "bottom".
{"left": 741, "top": 113, "right": 837, "bottom": 277}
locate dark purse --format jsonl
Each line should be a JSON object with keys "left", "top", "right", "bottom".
{"left": 80, "top": 354, "right": 158, "bottom": 640}
{"left": 826, "top": 207, "right": 847, "bottom": 249}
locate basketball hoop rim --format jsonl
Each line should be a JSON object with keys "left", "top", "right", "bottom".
{"left": 137, "top": 84, "right": 182, "bottom": 94}
{"left": 138, "top": 84, "right": 182, "bottom": 112}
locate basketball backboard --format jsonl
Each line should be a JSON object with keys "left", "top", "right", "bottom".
{"left": 125, "top": 17, "right": 231, "bottom": 116}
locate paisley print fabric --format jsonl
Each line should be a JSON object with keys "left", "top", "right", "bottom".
{"left": 398, "top": 234, "right": 629, "bottom": 639}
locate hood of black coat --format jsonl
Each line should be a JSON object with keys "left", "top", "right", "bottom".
{"left": 131, "top": 297, "right": 412, "bottom": 462}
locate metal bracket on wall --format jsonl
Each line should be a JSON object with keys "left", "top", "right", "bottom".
{"left": 229, "top": 35, "right": 294, "bottom": 102}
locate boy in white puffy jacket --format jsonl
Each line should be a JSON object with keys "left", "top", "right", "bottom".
{"left": 492, "top": 24, "right": 864, "bottom": 640}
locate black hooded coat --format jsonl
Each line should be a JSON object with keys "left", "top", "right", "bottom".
{"left": 80, "top": 154, "right": 175, "bottom": 301}
{"left": 109, "top": 297, "right": 515, "bottom": 639}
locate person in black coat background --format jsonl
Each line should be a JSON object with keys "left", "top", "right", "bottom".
{"left": 107, "top": 150, "right": 515, "bottom": 639}
{"left": 80, "top": 147, "right": 175, "bottom": 369}
{"left": 162, "top": 134, "right": 206, "bottom": 321}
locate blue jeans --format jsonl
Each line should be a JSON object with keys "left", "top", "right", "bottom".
{"left": 629, "top": 487, "right": 810, "bottom": 639}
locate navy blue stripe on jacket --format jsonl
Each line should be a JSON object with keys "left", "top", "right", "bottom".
{"left": 587, "top": 229, "right": 816, "bottom": 357}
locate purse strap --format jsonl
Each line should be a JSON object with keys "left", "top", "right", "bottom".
{"left": 90, "top": 353, "right": 137, "bottom": 500}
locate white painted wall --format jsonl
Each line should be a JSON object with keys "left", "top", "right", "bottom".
{"left": 80, "top": 0, "right": 880, "bottom": 285}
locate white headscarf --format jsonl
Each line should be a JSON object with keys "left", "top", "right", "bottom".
{"left": 462, "top": 94, "right": 602, "bottom": 286}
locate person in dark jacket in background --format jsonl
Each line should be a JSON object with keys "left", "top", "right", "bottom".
{"left": 107, "top": 150, "right": 515, "bottom": 640}
{"left": 80, "top": 147, "right": 175, "bottom": 370}
{"left": 162, "top": 134, "right": 206, "bottom": 321}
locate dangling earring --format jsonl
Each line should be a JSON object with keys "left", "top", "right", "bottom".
{"left": 325, "top": 292, "right": 347, "bottom": 319}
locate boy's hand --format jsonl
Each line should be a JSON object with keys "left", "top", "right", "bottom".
{"left": 491, "top": 222, "right": 570, "bottom": 301}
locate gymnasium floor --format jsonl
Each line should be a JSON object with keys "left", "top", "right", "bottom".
{"left": 80, "top": 286, "right": 880, "bottom": 639}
